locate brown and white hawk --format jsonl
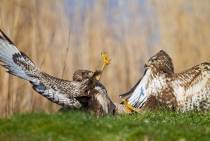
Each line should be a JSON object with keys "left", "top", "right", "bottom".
{"left": 120, "top": 50, "right": 210, "bottom": 112}
{"left": 0, "top": 29, "right": 130, "bottom": 115}
{"left": 0, "top": 29, "right": 121, "bottom": 115}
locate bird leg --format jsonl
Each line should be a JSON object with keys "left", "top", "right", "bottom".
{"left": 122, "top": 98, "right": 140, "bottom": 114}
{"left": 101, "top": 53, "right": 111, "bottom": 72}
{"left": 84, "top": 53, "right": 111, "bottom": 90}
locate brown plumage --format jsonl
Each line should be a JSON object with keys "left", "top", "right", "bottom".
{"left": 120, "top": 50, "right": 210, "bottom": 112}
{"left": 73, "top": 70, "right": 94, "bottom": 82}
{"left": 0, "top": 29, "right": 126, "bottom": 115}
{"left": 71, "top": 69, "right": 127, "bottom": 115}
{"left": 0, "top": 30, "right": 106, "bottom": 111}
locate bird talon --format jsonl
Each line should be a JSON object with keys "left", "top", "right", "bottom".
{"left": 101, "top": 53, "right": 111, "bottom": 71}
{"left": 122, "top": 98, "right": 140, "bottom": 114}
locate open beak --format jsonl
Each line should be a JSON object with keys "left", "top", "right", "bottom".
{"left": 144, "top": 62, "right": 151, "bottom": 68}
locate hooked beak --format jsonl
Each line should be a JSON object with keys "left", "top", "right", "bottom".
{"left": 144, "top": 62, "right": 151, "bottom": 68}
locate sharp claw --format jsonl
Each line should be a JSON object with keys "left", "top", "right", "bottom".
{"left": 101, "top": 53, "right": 111, "bottom": 71}
{"left": 122, "top": 98, "right": 140, "bottom": 114}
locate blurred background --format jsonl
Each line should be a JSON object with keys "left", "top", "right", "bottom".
{"left": 0, "top": 0, "right": 210, "bottom": 117}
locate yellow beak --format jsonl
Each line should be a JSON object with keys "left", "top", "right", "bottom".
{"left": 144, "top": 62, "right": 151, "bottom": 67}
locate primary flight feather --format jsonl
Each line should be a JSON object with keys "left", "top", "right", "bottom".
{"left": 0, "top": 30, "right": 108, "bottom": 110}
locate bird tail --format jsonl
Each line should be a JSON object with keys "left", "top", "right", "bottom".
{"left": 0, "top": 30, "right": 39, "bottom": 82}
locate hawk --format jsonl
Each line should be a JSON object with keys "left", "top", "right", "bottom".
{"left": 0, "top": 30, "right": 138, "bottom": 115}
{"left": 69, "top": 69, "right": 117, "bottom": 115}
{"left": 0, "top": 29, "right": 117, "bottom": 115}
{"left": 71, "top": 69, "right": 132, "bottom": 115}
{"left": 120, "top": 50, "right": 210, "bottom": 112}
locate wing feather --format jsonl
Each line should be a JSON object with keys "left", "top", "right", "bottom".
{"left": 0, "top": 30, "right": 91, "bottom": 109}
{"left": 172, "top": 63, "right": 210, "bottom": 110}
{"left": 126, "top": 69, "right": 152, "bottom": 108}
{"left": 119, "top": 70, "right": 147, "bottom": 99}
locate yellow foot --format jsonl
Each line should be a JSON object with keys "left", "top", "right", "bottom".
{"left": 101, "top": 53, "right": 111, "bottom": 72}
{"left": 122, "top": 98, "right": 140, "bottom": 114}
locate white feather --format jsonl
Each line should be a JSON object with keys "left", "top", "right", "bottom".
{"left": 0, "top": 38, "right": 34, "bottom": 81}
{"left": 127, "top": 69, "right": 152, "bottom": 108}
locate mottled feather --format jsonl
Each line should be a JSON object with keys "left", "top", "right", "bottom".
{"left": 0, "top": 30, "right": 101, "bottom": 109}
{"left": 121, "top": 50, "right": 210, "bottom": 112}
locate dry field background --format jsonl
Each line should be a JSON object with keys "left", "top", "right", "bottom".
{"left": 0, "top": 0, "right": 209, "bottom": 117}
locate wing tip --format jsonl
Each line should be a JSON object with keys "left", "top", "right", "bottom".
{"left": 119, "top": 91, "right": 132, "bottom": 98}
{"left": 0, "top": 29, "right": 15, "bottom": 45}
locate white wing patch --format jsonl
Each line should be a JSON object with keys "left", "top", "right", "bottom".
{"left": 0, "top": 37, "right": 36, "bottom": 81}
{"left": 127, "top": 69, "right": 151, "bottom": 108}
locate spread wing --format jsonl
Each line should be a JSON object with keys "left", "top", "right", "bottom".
{"left": 119, "top": 69, "right": 151, "bottom": 108}
{"left": 119, "top": 50, "right": 210, "bottom": 112}
{"left": 171, "top": 63, "right": 210, "bottom": 111}
{"left": 0, "top": 30, "right": 94, "bottom": 108}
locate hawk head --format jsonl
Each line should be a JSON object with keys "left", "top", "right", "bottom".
{"left": 144, "top": 50, "right": 174, "bottom": 74}
{"left": 73, "top": 70, "right": 94, "bottom": 82}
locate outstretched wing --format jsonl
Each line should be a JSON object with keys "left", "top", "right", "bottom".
{"left": 172, "top": 63, "right": 210, "bottom": 111}
{"left": 0, "top": 30, "right": 38, "bottom": 81}
{"left": 0, "top": 30, "right": 90, "bottom": 108}
{"left": 119, "top": 69, "right": 151, "bottom": 108}
{"left": 31, "top": 72, "right": 85, "bottom": 108}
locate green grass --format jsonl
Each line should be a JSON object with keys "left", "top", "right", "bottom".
{"left": 0, "top": 110, "right": 210, "bottom": 141}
